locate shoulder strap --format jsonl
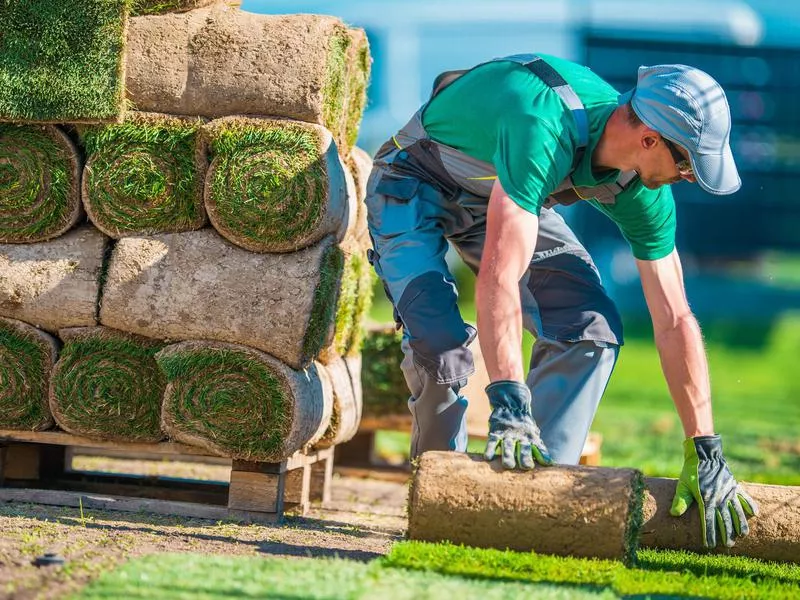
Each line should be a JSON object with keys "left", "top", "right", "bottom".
{"left": 429, "top": 54, "right": 589, "bottom": 171}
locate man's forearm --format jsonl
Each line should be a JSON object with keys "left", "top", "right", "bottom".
{"left": 476, "top": 273, "right": 525, "bottom": 382}
{"left": 654, "top": 312, "right": 714, "bottom": 437}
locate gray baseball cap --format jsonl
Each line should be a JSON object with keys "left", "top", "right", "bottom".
{"left": 618, "top": 64, "right": 741, "bottom": 195}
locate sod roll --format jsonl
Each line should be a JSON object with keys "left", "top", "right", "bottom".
{"left": 343, "top": 29, "right": 371, "bottom": 151}
{"left": 81, "top": 113, "right": 207, "bottom": 238}
{"left": 49, "top": 327, "right": 166, "bottom": 443}
{"left": 0, "top": 317, "right": 58, "bottom": 431}
{"left": 0, "top": 125, "right": 82, "bottom": 243}
{"left": 0, "top": 225, "right": 108, "bottom": 333}
{"left": 346, "top": 146, "right": 373, "bottom": 245}
{"left": 0, "top": 0, "right": 127, "bottom": 123}
{"left": 131, "top": 0, "right": 240, "bottom": 17}
{"left": 314, "top": 355, "right": 363, "bottom": 449}
{"left": 203, "top": 117, "right": 348, "bottom": 253}
{"left": 100, "top": 230, "right": 343, "bottom": 369}
{"left": 641, "top": 477, "right": 800, "bottom": 563}
{"left": 157, "top": 341, "right": 329, "bottom": 461}
{"left": 126, "top": 8, "right": 367, "bottom": 151}
{"left": 409, "top": 452, "right": 644, "bottom": 564}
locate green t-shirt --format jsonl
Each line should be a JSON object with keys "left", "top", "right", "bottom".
{"left": 421, "top": 54, "right": 676, "bottom": 261}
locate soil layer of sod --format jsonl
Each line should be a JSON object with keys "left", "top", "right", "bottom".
{"left": 81, "top": 113, "right": 207, "bottom": 238}
{"left": 0, "top": 0, "right": 127, "bottom": 122}
{"left": 49, "top": 327, "right": 166, "bottom": 442}
{"left": 0, "top": 125, "right": 82, "bottom": 243}
{"left": 0, "top": 317, "right": 58, "bottom": 431}
{"left": 157, "top": 341, "right": 328, "bottom": 461}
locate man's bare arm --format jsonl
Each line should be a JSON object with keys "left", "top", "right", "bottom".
{"left": 477, "top": 179, "right": 539, "bottom": 383}
{"left": 636, "top": 249, "right": 714, "bottom": 437}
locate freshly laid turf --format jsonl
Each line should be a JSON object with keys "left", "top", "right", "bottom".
{"left": 0, "top": 317, "right": 58, "bottom": 431}
{"left": 383, "top": 542, "right": 800, "bottom": 600}
{"left": 73, "top": 553, "right": 612, "bottom": 600}
{"left": 0, "top": 0, "right": 127, "bottom": 122}
{"left": 49, "top": 327, "right": 166, "bottom": 442}
{"left": 204, "top": 117, "right": 346, "bottom": 253}
{"left": 81, "top": 113, "right": 207, "bottom": 238}
{"left": 0, "top": 124, "right": 81, "bottom": 243}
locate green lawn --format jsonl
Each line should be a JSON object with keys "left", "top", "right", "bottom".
{"left": 73, "top": 544, "right": 800, "bottom": 600}
{"left": 369, "top": 269, "right": 800, "bottom": 485}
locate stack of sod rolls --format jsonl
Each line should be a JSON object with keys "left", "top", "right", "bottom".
{"left": 0, "top": 0, "right": 373, "bottom": 462}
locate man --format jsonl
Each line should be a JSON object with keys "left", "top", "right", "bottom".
{"left": 364, "top": 54, "right": 757, "bottom": 548}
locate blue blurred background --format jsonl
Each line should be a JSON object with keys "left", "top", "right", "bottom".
{"left": 240, "top": 1, "right": 799, "bottom": 478}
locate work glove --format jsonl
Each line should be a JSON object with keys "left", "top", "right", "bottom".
{"left": 484, "top": 380, "right": 553, "bottom": 470}
{"left": 670, "top": 434, "right": 759, "bottom": 548}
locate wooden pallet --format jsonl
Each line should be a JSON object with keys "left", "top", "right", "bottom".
{"left": 336, "top": 417, "right": 603, "bottom": 469}
{"left": 0, "top": 429, "right": 333, "bottom": 524}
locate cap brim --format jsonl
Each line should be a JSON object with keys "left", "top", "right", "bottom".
{"left": 690, "top": 143, "right": 741, "bottom": 195}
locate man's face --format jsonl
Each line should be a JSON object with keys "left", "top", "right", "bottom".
{"left": 638, "top": 136, "right": 697, "bottom": 190}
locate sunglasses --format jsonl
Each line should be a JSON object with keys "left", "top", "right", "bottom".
{"left": 662, "top": 137, "right": 694, "bottom": 176}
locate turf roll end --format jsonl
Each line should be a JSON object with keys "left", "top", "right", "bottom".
{"left": 203, "top": 116, "right": 348, "bottom": 253}
{"left": 0, "top": 125, "right": 82, "bottom": 243}
{"left": 49, "top": 327, "right": 166, "bottom": 442}
{"left": 0, "top": 317, "right": 58, "bottom": 431}
{"left": 408, "top": 452, "right": 645, "bottom": 562}
{"left": 81, "top": 112, "right": 207, "bottom": 238}
{"left": 157, "top": 340, "right": 328, "bottom": 461}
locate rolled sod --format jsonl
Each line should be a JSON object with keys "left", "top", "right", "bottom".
{"left": 126, "top": 8, "right": 360, "bottom": 150}
{"left": 641, "top": 477, "right": 800, "bottom": 563}
{"left": 0, "top": 317, "right": 58, "bottom": 431}
{"left": 99, "top": 230, "right": 343, "bottom": 370}
{"left": 345, "top": 146, "right": 373, "bottom": 245}
{"left": 81, "top": 113, "right": 207, "bottom": 238}
{"left": 314, "top": 355, "right": 363, "bottom": 449}
{"left": 0, "top": 124, "right": 82, "bottom": 243}
{"left": 0, "top": 225, "right": 108, "bottom": 333}
{"left": 343, "top": 28, "right": 371, "bottom": 151}
{"left": 408, "top": 452, "right": 644, "bottom": 564}
{"left": 0, "top": 0, "right": 127, "bottom": 123}
{"left": 49, "top": 327, "right": 166, "bottom": 443}
{"left": 157, "top": 341, "right": 329, "bottom": 461}
{"left": 130, "top": 0, "right": 239, "bottom": 17}
{"left": 203, "top": 116, "right": 349, "bottom": 253}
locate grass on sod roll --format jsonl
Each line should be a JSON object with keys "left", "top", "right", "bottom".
{"left": 303, "top": 244, "right": 346, "bottom": 363}
{"left": 81, "top": 114, "right": 206, "bottom": 237}
{"left": 345, "top": 33, "right": 371, "bottom": 150}
{"left": 0, "top": 0, "right": 127, "bottom": 122}
{"left": 130, "top": 0, "right": 216, "bottom": 16}
{"left": 157, "top": 345, "right": 289, "bottom": 459}
{"left": 322, "top": 29, "right": 351, "bottom": 144}
{"left": 0, "top": 320, "right": 55, "bottom": 430}
{"left": 0, "top": 125, "right": 77, "bottom": 242}
{"left": 332, "top": 251, "right": 364, "bottom": 356}
{"left": 205, "top": 118, "right": 331, "bottom": 249}
{"left": 50, "top": 331, "right": 166, "bottom": 442}
{"left": 383, "top": 542, "right": 800, "bottom": 600}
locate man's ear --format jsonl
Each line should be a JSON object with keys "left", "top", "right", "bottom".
{"left": 641, "top": 131, "right": 660, "bottom": 150}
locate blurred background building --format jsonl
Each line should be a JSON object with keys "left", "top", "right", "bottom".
{"left": 243, "top": 0, "right": 800, "bottom": 332}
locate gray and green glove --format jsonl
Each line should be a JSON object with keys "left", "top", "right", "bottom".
{"left": 671, "top": 434, "right": 759, "bottom": 548}
{"left": 484, "top": 380, "right": 553, "bottom": 470}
